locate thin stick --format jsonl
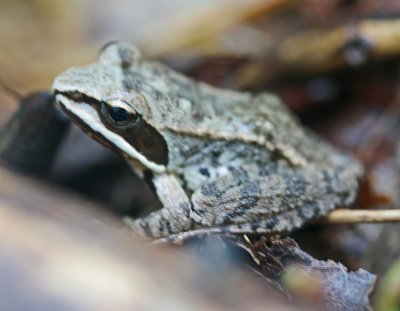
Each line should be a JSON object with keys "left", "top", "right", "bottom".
{"left": 0, "top": 78, "right": 22, "bottom": 101}
{"left": 322, "top": 209, "right": 400, "bottom": 224}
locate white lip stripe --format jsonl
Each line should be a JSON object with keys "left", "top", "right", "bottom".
{"left": 56, "top": 94, "right": 166, "bottom": 173}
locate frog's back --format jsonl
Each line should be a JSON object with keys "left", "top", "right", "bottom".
{"left": 140, "top": 59, "right": 359, "bottom": 173}
{"left": 141, "top": 58, "right": 363, "bottom": 184}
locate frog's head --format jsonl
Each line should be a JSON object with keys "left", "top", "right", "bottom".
{"left": 52, "top": 42, "right": 173, "bottom": 173}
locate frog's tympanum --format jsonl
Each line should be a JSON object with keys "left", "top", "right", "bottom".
{"left": 53, "top": 42, "right": 362, "bottom": 241}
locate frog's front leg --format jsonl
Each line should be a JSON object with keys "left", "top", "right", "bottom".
{"left": 124, "top": 174, "right": 194, "bottom": 238}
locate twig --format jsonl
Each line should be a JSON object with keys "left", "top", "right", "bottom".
{"left": 141, "top": 0, "right": 292, "bottom": 57}
{"left": 322, "top": 209, "right": 400, "bottom": 224}
{"left": 0, "top": 78, "right": 22, "bottom": 101}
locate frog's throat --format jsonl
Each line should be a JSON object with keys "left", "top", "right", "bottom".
{"left": 55, "top": 93, "right": 166, "bottom": 173}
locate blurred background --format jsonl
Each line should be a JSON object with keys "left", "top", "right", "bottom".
{"left": 3, "top": 0, "right": 399, "bottom": 217}
{"left": 1, "top": 0, "right": 400, "bottom": 310}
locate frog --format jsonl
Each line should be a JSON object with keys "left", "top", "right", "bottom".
{"left": 52, "top": 41, "right": 363, "bottom": 242}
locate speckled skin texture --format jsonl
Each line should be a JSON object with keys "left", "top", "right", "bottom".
{"left": 53, "top": 42, "right": 363, "bottom": 241}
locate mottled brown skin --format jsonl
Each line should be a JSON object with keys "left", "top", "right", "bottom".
{"left": 52, "top": 42, "right": 363, "bottom": 242}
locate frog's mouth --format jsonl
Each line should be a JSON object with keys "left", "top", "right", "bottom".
{"left": 54, "top": 92, "right": 167, "bottom": 174}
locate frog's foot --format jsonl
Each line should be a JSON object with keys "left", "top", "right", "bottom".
{"left": 124, "top": 174, "right": 196, "bottom": 239}
{"left": 123, "top": 202, "right": 195, "bottom": 239}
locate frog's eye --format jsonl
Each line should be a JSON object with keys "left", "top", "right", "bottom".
{"left": 101, "top": 98, "right": 141, "bottom": 129}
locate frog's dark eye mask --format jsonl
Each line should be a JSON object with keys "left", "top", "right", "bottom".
{"left": 54, "top": 91, "right": 168, "bottom": 173}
